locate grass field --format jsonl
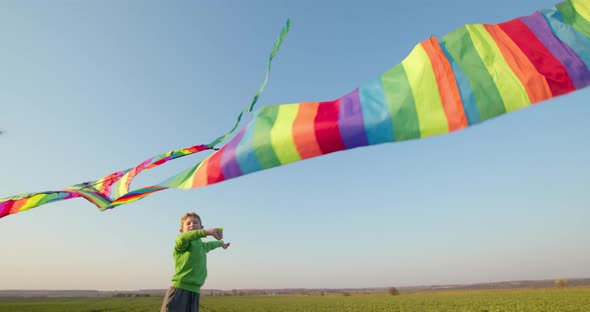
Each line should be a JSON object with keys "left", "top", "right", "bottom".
{"left": 1, "top": 288, "right": 589, "bottom": 312}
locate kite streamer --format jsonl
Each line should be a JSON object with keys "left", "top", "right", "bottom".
{"left": 2, "top": 0, "right": 590, "bottom": 219}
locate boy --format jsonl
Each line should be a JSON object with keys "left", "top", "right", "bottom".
{"left": 161, "top": 212, "right": 230, "bottom": 312}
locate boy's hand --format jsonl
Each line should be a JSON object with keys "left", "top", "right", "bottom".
{"left": 222, "top": 242, "right": 230, "bottom": 249}
{"left": 204, "top": 228, "right": 223, "bottom": 240}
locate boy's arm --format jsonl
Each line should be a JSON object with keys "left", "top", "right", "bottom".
{"left": 174, "top": 230, "right": 207, "bottom": 252}
{"left": 203, "top": 240, "right": 224, "bottom": 253}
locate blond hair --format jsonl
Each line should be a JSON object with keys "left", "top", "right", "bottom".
{"left": 180, "top": 212, "right": 202, "bottom": 230}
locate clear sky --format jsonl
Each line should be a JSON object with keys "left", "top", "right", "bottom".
{"left": 1, "top": 0, "right": 589, "bottom": 291}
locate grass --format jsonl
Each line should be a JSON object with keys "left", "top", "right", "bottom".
{"left": 1, "top": 287, "right": 589, "bottom": 312}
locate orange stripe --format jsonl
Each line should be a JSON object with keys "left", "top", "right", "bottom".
{"left": 484, "top": 24, "right": 552, "bottom": 104}
{"left": 111, "top": 188, "right": 163, "bottom": 206}
{"left": 10, "top": 199, "right": 28, "bottom": 213}
{"left": 121, "top": 194, "right": 149, "bottom": 205}
{"left": 190, "top": 156, "right": 212, "bottom": 188}
{"left": 292, "top": 102, "right": 323, "bottom": 159}
{"left": 421, "top": 38, "right": 467, "bottom": 132}
{"left": 112, "top": 195, "right": 142, "bottom": 206}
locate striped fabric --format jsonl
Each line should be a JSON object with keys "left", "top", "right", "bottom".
{"left": 159, "top": 0, "right": 590, "bottom": 190}
{"left": 1, "top": 144, "right": 211, "bottom": 216}
{"left": 2, "top": 0, "right": 589, "bottom": 218}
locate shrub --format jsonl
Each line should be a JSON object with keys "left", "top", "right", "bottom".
{"left": 388, "top": 287, "right": 400, "bottom": 296}
{"left": 555, "top": 279, "right": 569, "bottom": 287}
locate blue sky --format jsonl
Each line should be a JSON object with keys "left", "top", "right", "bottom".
{"left": 1, "top": 0, "right": 589, "bottom": 291}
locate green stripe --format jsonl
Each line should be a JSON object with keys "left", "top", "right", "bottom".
{"left": 466, "top": 24, "right": 530, "bottom": 112}
{"left": 441, "top": 26, "right": 505, "bottom": 121}
{"left": 558, "top": 0, "right": 590, "bottom": 38}
{"left": 381, "top": 64, "right": 421, "bottom": 141}
{"left": 20, "top": 194, "right": 57, "bottom": 211}
{"left": 572, "top": 0, "right": 590, "bottom": 22}
{"left": 253, "top": 106, "right": 282, "bottom": 169}
{"left": 401, "top": 44, "right": 449, "bottom": 138}
{"left": 161, "top": 161, "right": 202, "bottom": 188}
{"left": 77, "top": 190, "right": 113, "bottom": 210}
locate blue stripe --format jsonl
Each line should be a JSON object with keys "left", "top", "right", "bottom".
{"left": 358, "top": 78, "right": 394, "bottom": 144}
{"left": 440, "top": 42, "right": 480, "bottom": 125}
{"left": 234, "top": 115, "right": 262, "bottom": 174}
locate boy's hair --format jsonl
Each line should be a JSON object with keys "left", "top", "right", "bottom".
{"left": 180, "top": 212, "right": 202, "bottom": 230}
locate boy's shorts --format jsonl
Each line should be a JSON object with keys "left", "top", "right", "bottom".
{"left": 160, "top": 286, "right": 200, "bottom": 312}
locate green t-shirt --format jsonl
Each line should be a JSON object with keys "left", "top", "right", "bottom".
{"left": 171, "top": 229, "right": 223, "bottom": 293}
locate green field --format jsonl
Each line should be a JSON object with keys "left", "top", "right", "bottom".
{"left": 1, "top": 288, "right": 589, "bottom": 312}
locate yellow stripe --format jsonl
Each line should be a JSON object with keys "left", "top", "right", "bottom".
{"left": 21, "top": 194, "right": 47, "bottom": 211}
{"left": 113, "top": 194, "right": 145, "bottom": 205}
{"left": 93, "top": 179, "right": 105, "bottom": 193}
{"left": 401, "top": 44, "right": 449, "bottom": 138}
{"left": 572, "top": 0, "right": 590, "bottom": 22}
{"left": 178, "top": 155, "right": 211, "bottom": 189}
{"left": 466, "top": 24, "right": 530, "bottom": 112}
{"left": 270, "top": 104, "right": 301, "bottom": 164}
{"left": 117, "top": 174, "right": 131, "bottom": 198}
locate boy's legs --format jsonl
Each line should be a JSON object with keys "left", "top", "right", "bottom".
{"left": 160, "top": 287, "right": 200, "bottom": 312}
{"left": 194, "top": 292, "right": 200, "bottom": 311}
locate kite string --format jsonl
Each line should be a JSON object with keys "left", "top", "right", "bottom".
{"left": 1, "top": 18, "right": 292, "bottom": 216}
{"left": 82, "top": 18, "right": 292, "bottom": 193}
{"left": 207, "top": 18, "right": 291, "bottom": 148}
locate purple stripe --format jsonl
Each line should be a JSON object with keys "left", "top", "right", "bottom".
{"left": 520, "top": 12, "right": 590, "bottom": 89}
{"left": 338, "top": 89, "right": 369, "bottom": 149}
{"left": 220, "top": 127, "right": 246, "bottom": 179}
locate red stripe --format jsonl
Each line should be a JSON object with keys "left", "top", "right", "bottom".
{"left": 152, "top": 158, "right": 168, "bottom": 166}
{"left": 111, "top": 187, "right": 166, "bottom": 206}
{"left": 186, "top": 145, "right": 208, "bottom": 153}
{"left": 0, "top": 200, "right": 15, "bottom": 218}
{"left": 499, "top": 18, "right": 575, "bottom": 96}
{"left": 207, "top": 148, "right": 226, "bottom": 185}
{"left": 314, "top": 99, "right": 345, "bottom": 154}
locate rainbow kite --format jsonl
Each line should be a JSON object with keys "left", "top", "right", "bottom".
{"left": 2, "top": 0, "right": 590, "bottom": 219}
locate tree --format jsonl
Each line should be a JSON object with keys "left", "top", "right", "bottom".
{"left": 555, "top": 279, "right": 569, "bottom": 287}
{"left": 388, "top": 287, "right": 400, "bottom": 296}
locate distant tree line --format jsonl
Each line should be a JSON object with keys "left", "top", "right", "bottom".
{"left": 112, "top": 293, "right": 151, "bottom": 297}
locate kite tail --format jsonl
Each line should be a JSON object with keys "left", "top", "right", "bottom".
{"left": 3, "top": 1, "right": 590, "bottom": 218}
{"left": 0, "top": 143, "right": 213, "bottom": 218}
{"left": 0, "top": 19, "right": 292, "bottom": 219}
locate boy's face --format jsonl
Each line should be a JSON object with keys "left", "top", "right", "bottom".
{"left": 181, "top": 216, "right": 203, "bottom": 233}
